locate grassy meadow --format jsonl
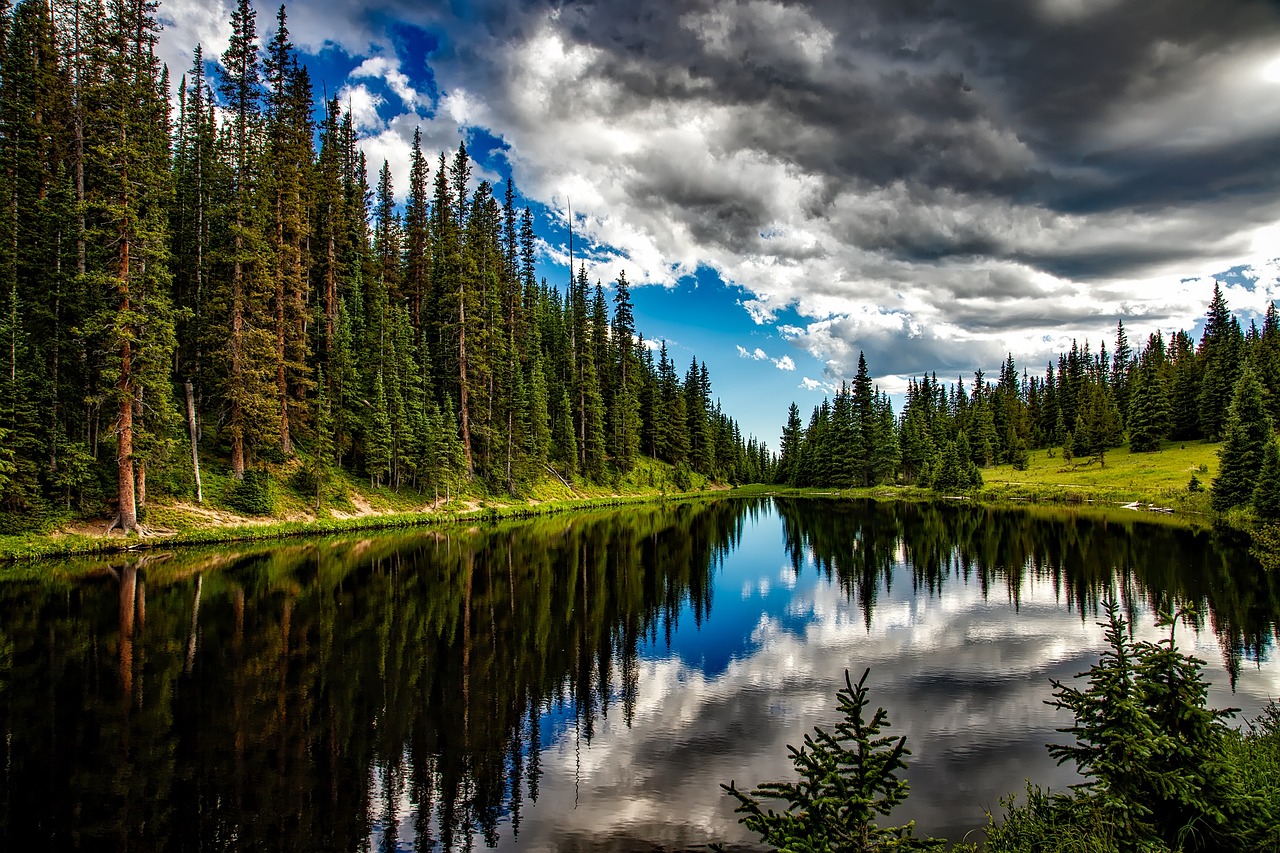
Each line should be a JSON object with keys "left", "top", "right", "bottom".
{"left": 979, "top": 439, "right": 1220, "bottom": 510}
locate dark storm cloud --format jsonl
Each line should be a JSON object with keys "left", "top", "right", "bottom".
{"left": 459, "top": 0, "right": 1280, "bottom": 285}
{"left": 161, "top": 0, "right": 1278, "bottom": 390}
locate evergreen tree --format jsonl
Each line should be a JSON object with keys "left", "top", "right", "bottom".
{"left": 212, "top": 0, "right": 277, "bottom": 478}
{"left": 1259, "top": 301, "right": 1280, "bottom": 426}
{"left": 1127, "top": 342, "right": 1170, "bottom": 453}
{"left": 777, "top": 402, "right": 804, "bottom": 486}
{"left": 1074, "top": 380, "right": 1122, "bottom": 466}
{"left": 1048, "top": 603, "right": 1268, "bottom": 852}
{"left": 1110, "top": 320, "right": 1132, "bottom": 429}
{"left": 1212, "top": 363, "right": 1272, "bottom": 512}
{"left": 263, "top": 5, "right": 312, "bottom": 456}
{"left": 309, "top": 366, "right": 334, "bottom": 509}
{"left": 1198, "top": 283, "right": 1242, "bottom": 440}
{"left": 722, "top": 669, "right": 944, "bottom": 852}
{"left": 608, "top": 272, "right": 641, "bottom": 471}
{"left": 367, "top": 370, "right": 392, "bottom": 487}
{"left": 88, "top": 0, "right": 180, "bottom": 530}
{"left": 1254, "top": 434, "right": 1280, "bottom": 521}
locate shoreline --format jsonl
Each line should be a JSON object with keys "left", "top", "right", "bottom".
{"left": 1, "top": 476, "right": 1252, "bottom": 565}
{"left": 0, "top": 488, "right": 729, "bottom": 563}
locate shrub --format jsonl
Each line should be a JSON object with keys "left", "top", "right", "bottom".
{"left": 226, "top": 469, "right": 274, "bottom": 516}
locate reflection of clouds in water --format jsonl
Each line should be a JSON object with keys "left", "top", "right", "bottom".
{"left": 504, "top": 568, "right": 1279, "bottom": 852}
{"left": 384, "top": 510, "right": 1280, "bottom": 853}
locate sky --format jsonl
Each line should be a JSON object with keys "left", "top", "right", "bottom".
{"left": 155, "top": 0, "right": 1280, "bottom": 446}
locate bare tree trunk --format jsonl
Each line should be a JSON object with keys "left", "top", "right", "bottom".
{"left": 275, "top": 184, "right": 292, "bottom": 456}
{"left": 116, "top": 143, "right": 137, "bottom": 533}
{"left": 230, "top": 234, "right": 245, "bottom": 479}
{"left": 458, "top": 291, "right": 473, "bottom": 474}
{"left": 134, "top": 387, "right": 145, "bottom": 514}
{"left": 185, "top": 380, "right": 202, "bottom": 502}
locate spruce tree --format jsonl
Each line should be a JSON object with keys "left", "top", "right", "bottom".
{"left": 1254, "top": 434, "right": 1280, "bottom": 521}
{"left": 1211, "top": 363, "right": 1271, "bottom": 512}
{"left": 309, "top": 366, "right": 334, "bottom": 509}
{"left": 722, "top": 669, "right": 944, "bottom": 852}
{"left": 367, "top": 370, "right": 392, "bottom": 487}
{"left": 777, "top": 402, "right": 804, "bottom": 486}
{"left": 1260, "top": 302, "right": 1280, "bottom": 426}
{"left": 87, "top": 0, "right": 179, "bottom": 531}
{"left": 1198, "top": 283, "right": 1242, "bottom": 440}
{"left": 213, "top": 0, "right": 277, "bottom": 478}
{"left": 1127, "top": 352, "right": 1170, "bottom": 453}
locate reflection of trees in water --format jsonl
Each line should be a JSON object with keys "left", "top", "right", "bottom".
{"left": 2, "top": 497, "right": 1271, "bottom": 851}
{"left": 773, "top": 498, "right": 1279, "bottom": 684}
{"left": 0, "top": 499, "right": 756, "bottom": 851}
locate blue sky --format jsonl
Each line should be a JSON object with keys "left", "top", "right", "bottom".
{"left": 157, "top": 0, "right": 1280, "bottom": 445}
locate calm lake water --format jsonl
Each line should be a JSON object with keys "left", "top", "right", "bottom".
{"left": 1, "top": 498, "right": 1277, "bottom": 851}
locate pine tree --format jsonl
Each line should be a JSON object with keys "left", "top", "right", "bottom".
{"left": 212, "top": 0, "right": 277, "bottom": 478}
{"left": 1253, "top": 434, "right": 1280, "bottom": 521}
{"left": 1198, "top": 283, "right": 1242, "bottom": 440}
{"left": 722, "top": 669, "right": 944, "bottom": 852}
{"left": 1260, "top": 301, "right": 1280, "bottom": 427}
{"left": 1127, "top": 344, "right": 1171, "bottom": 453}
{"left": 777, "top": 402, "right": 803, "bottom": 486}
{"left": 263, "top": 5, "right": 312, "bottom": 456}
{"left": 309, "top": 366, "right": 334, "bottom": 509}
{"left": 86, "top": 0, "right": 179, "bottom": 531}
{"left": 1212, "top": 363, "right": 1272, "bottom": 512}
{"left": 1048, "top": 603, "right": 1267, "bottom": 852}
{"left": 367, "top": 369, "right": 392, "bottom": 487}
{"left": 608, "top": 272, "right": 641, "bottom": 471}
{"left": 1111, "top": 320, "right": 1132, "bottom": 429}
{"left": 1074, "top": 380, "right": 1122, "bottom": 466}
{"left": 403, "top": 129, "right": 429, "bottom": 342}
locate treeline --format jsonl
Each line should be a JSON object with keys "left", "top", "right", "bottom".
{"left": 776, "top": 285, "right": 1280, "bottom": 507}
{"left": 0, "top": 0, "right": 769, "bottom": 532}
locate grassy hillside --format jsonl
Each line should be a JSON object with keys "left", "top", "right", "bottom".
{"left": 0, "top": 453, "right": 725, "bottom": 561}
{"left": 978, "top": 439, "right": 1220, "bottom": 510}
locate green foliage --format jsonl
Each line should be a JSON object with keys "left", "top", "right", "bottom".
{"left": 721, "top": 669, "right": 944, "bottom": 852}
{"left": 1127, "top": 357, "right": 1170, "bottom": 453}
{"left": 930, "top": 432, "right": 982, "bottom": 492}
{"left": 1187, "top": 474, "right": 1203, "bottom": 493}
{"left": 1046, "top": 602, "right": 1270, "bottom": 852}
{"left": 1211, "top": 363, "right": 1271, "bottom": 512}
{"left": 225, "top": 469, "right": 274, "bottom": 516}
{"left": 1252, "top": 434, "right": 1280, "bottom": 520}
{"left": 1010, "top": 438, "right": 1030, "bottom": 471}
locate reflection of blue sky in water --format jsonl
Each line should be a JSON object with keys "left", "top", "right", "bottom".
{"left": 372, "top": 503, "right": 1280, "bottom": 851}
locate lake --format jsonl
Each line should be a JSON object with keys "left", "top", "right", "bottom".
{"left": 1, "top": 498, "right": 1276, "bottom": 851}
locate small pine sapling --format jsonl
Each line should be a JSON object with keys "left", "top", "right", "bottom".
{"left": 720, "top": 668, "right": 944, "bottom": 852}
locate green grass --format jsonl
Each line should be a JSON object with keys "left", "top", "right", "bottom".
{"left": 980, "top": 439, "right": 1219, "bottom": 507}
{"left": 0, "top": 451, "right": 727, "bottom": 563}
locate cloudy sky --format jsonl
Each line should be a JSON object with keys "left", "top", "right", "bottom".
{"left": 156, "top": 0, "right": 1280, "bottom": 444}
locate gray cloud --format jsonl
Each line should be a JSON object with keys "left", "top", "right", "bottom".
{"left": 159, "top": 0, "right": 1280, "bottom": 387}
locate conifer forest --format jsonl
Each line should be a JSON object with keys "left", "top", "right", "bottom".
{"left": 2, "top": 0, "right": 1279, "bottom": 539}
{"left": 772, "top": 284, "right": 1280, "bottom": 521}
{"left": 0, "top": 0, "right": 771, "bottom": 534}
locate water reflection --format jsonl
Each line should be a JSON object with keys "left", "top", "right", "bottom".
{"left": 0, "top": 498, "right": 1277, "bottom": 851}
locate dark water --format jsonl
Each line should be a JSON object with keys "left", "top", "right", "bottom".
{"left": 1, "top": 498, "right": 1277, "bottom": 851}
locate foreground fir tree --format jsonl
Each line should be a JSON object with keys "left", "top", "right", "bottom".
{"left": 720, "top": 669, "right": 944, "bottom": 852}
{"left": 1043, "top": 602, "right": 1271, "bottom": 852}
{"left": 1211, "top": 363, "right": 1271, "bottom": 513}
